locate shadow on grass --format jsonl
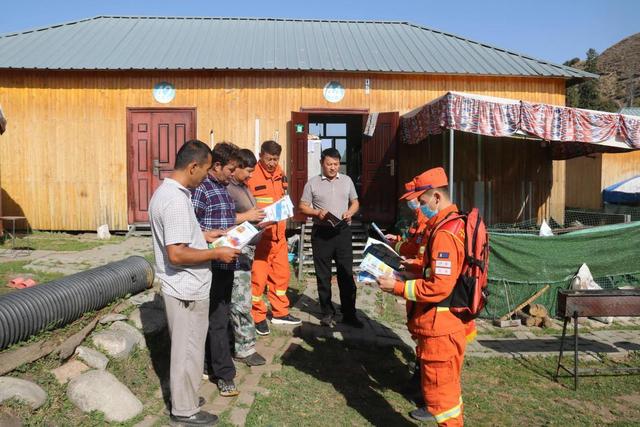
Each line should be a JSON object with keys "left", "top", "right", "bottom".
{"left": 139, "top": 294, "right": 172, "bottom": 409}
{"left": 280, "top": 283, "right": 420, "bottom": 426}
{"left": 281, "top": 332, "right": 417, "bottom": 426}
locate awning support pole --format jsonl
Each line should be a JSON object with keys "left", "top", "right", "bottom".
{"left": 449, "top": 128, "right": 455, "bottom": 201}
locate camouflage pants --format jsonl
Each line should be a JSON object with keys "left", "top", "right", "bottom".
{"left": 230, "top": 269, "right": 257, "bottom": 358}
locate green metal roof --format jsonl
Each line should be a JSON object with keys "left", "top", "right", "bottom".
{"left": 0, "top": 16, "right": 596, "bottom": 79}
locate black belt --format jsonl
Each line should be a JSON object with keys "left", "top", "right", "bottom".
{"left": 312, "top": 223, "right": 349, "bottom": 231}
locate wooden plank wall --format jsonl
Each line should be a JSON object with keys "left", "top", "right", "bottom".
{"left": 0, "top": 70, "right": 566, "bottom": 230}
{"left": 565, "top": 154, "right": 603, "bottom": 209}
{"left": 399, "top": 132, "right": 554, "bottom": 225}
{"left": 601, "top": 150, "right": 640, "bottom": 189}
{"left": 565, "top": 150, "right": 640, "bottom": 210}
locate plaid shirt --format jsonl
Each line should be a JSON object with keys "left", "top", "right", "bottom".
{"left": 192, "top": 176, "right": 237, "bottom": 270}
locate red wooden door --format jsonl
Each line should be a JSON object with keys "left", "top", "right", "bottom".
{"left": 289, "top": 112, "right": 309, "bottom": 222}
{"left": 361, "top": 112, "right": 399, "bottom": 225}
{"left": 128, "top": 109, "right": 196, "bottom": 224}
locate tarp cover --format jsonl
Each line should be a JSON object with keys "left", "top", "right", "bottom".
{"left": 603, "top": 175, "right": 640, "bottom": 205}
{"left": 400, "top": 92, "right": 640, "bottom": 160}
{"left": 484, "top": 221, "right": 640, "bottom": 318}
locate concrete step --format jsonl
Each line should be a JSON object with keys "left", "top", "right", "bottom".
{"left": 302, "top": 230, "right": 369, "bottom": 238}
{"left": 302, "top": 258, "right": 364, "bottom": 266}
{"left": 301, "top": 266, "right": 363, "bottom": 275}
{"left": 302, "top": 242, "right": 366, "bottom": 249}
{"left": 304, "top": 227, "right": 369, "bottom": 236}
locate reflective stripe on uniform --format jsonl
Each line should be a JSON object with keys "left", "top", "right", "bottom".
{"left": 275, "top": 289, "right": 287, "bottom": 296}
{"left": 394, "top": 240, "right": 404, "bottom": 253}
{"left": 255, "top": 197, "right": 274, "bottom": 204}
{"left": 251, "top": 295, "right": 263, "bottom": 302}
{"left": 433, "top": 398, "right": 463, "bottom": 424}
{"left": 436, "top": 306, "right": 450, "bottom": 312}
{"left": 466, "top": 329, "right": 477, "bottom": 343}
{"left": 404, "top": 280, "right": 417, "bottom": 301}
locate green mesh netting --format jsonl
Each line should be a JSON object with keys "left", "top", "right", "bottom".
{"left": 484, "top": 221, "right": 640, "bottom": 319}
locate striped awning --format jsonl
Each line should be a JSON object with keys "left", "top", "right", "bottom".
{"left": 400, "top": 92, "right": 640, "bottom": 160}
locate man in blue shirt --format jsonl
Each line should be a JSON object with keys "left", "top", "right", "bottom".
{"left": 192, "top": 142, "right": 241, "bottom": 397}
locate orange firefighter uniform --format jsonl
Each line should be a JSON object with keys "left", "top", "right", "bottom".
{"left": 398, "top": 209, "right": 477, "bottom": 345}
{"left": 394, "top": 208, "right": 430, "bottom": 262}
{"left": 392, "top": 168, "right": 469, "bottom": 427}
{"left": 248, "top": 162, "right": 291, "bottom": 323}
{"left": 397, "top": 205, "right": 477, "bottom": 377}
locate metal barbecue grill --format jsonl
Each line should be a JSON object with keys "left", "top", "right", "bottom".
{"left": 554, "top": 288, "right": 640, "bottom": 390}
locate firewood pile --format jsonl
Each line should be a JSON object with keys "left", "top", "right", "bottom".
{"left": 516, "top": 303, "right": 554, "bottom": 328}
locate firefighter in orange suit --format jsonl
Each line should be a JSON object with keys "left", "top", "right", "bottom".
{"left": 248, "top": 141, "right": 301, "bottom": 336}
{"left": 393, "top": 188, "right": 477, "bottom": 344}
{"left": 378, "top": 167, "right": 468, "bottom": 426}
{"left": 385, "top": 188, "right": 432, "bottom": 269}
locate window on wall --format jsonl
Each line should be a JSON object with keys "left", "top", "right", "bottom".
{"left": 309, "top": 122, "right": 348, "bottom": 175}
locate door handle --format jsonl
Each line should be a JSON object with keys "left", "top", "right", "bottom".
{"left": 386, "top": 159, "right": 395, "bottom": 177}
{"left": 153, "top": 159, "right": 160, "bottom": 177}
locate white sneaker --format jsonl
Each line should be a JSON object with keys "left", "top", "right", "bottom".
{"left": 270, "top": 314, "right": 302, "bottom": 325}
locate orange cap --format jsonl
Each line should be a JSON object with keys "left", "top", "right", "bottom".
{"left": 399, "top": 167, "right": 448, "bottom": 200}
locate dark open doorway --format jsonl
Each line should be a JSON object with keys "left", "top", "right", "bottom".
{"left": 289, "top": 110, "right": 399, "bottom": 226}
{"left": 308, "top": 114, "right": 363, "bottom": 196}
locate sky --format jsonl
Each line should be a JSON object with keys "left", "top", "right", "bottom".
{"left": 0, "top": 0, "right": 638, "bottom": 64}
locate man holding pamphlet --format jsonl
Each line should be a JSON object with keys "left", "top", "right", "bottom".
{"left": 226, "top": 149, "right": 268, "bottom": 367}
{"left": 248, "top": 141, "right": 301, "bottom": 336}
{"left": 192, "top": 142, "right": 243, "bottom": 397}
{"left": 299, "top": 148, "right": 363, "bottom": 328}
{"left": 149, "top": 140, "right": 239, "bottom": 426}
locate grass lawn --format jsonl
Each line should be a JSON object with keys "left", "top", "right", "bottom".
{"left": 3, "top": 268, "right": 639, "bottom": 426}
{"left": 0, "top": 334, "right": 167, "bottom": 427}
{"left": 0, "top": 231, "right": 124, "bottom": 252}
{"left": 248, "top": 338, "right": 640, "bottom": 426}
{"left": 0, "top": 260, "right": 65, "bottom": 296}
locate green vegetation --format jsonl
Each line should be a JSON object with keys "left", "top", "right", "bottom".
{"left": 248, "top": 338, "right": 417, "bottom": 426}
{"left": 0, "top": 231, "right": 124, "bottom": 252}
{"left": 0, "top": 260, "right": 64, "bottom": 296}
{"left": 375, "top": 290, "right": 407, "bottom": 327}
{"left": 249, "top": 340, "right": 640, "bottom": 426}
{"left": 565, "top": 48, "right": 618, "bottom": 112}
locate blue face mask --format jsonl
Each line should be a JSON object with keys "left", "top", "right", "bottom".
{"left": 420, "top": 197, "right": 438, "bottom": 219}
{"left": 407, "top": 199, "right": 420, "bottom": 210}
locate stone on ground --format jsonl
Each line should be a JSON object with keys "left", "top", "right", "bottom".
{"left": 91, "top": 330, "right": 135, "bottom": 358}
{"left": 128, "top": 306, "right": 167, "bottom": 334}
{"left": 110, "top": 321, "right": 146, "bottom": 349}
{"left": 98, "top": 313, "right": 128, "bottom": 324}
{"left": 0, "top": 377, "right": 47, "bottom": 409}
{"left": 128, "top": 292, "right": 157, "bottom": 306}
{"left": 0, "top": 412, "right": 23, "bottom": 427}
{"left": 50, "top": 360, "right": 89, "bottom": 384}
{"left": 67, "top": 370, "right": 143, "bottom": 422}
{"left": 75, "top": 346, "right": 109, "bottom": 370}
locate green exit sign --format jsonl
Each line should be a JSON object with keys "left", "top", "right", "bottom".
{"left": 295, "top": 123, "right": 305, "bottom": 133}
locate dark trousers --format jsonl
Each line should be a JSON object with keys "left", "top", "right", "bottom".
{"left": 205, "top": 268, "right": 236, "bottom": 381}
{"left": 311, "top": 224, "right": 357, "bottom": 317}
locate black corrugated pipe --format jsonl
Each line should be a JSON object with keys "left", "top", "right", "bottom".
{"left": 0, "top": 256, "right": 154, "bottom": 350}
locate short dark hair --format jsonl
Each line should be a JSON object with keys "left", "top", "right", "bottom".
{"left": 321, "top": 148, "right": 341, "bottom": 162}
{"left": 236, "top": 149, "right": 257, "bottom": 168}
{"left": 260, "top": 140, "right": 282, "bottom": 156}
{"left": 212, "top": 142, "right": 240, "bottom": 166}
{"left": 174, "top": 139, "right": 212, "bottom": 170}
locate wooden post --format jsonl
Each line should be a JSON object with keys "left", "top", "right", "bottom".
{"left": 297, "top": 222, "right": 305, "bottom": 282}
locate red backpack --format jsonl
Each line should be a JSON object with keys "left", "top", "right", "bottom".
{"left": 428, "top": 208, "right": 490, "bottom": 321}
